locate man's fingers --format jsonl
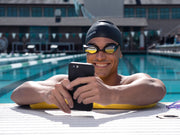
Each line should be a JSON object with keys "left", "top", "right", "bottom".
{"left": 83, "top": 96, "right": 97, "bottom": 104}
{"left": 73, "top": 83, "right": 93, "bottom": 100}
{"left": 46, "top": 79, "right": 74, "bottom": 113}
{"left": 67, "top": 77, "right": 93, "bottom": 90}
{"left": 61, "top": 79, "right": 71, "bottom": 88}
{"left": 55, "top": 83, "right": 74, "bottom": 108}
{"left": 77, "top": 90, "right": 95, "bottom": 104}
{"left": 47, "top": 93, "right": 64, "bottom": 111}
{"left": 52, "top": 89, "right": 71, "bottom": 113}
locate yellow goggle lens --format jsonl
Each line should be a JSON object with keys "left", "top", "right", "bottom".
{"left": 105, "top": 48, "right": 115, "bottom": 53}
{"left": 105, "top": 46, "right": 116, "bottom": 53}
{"left": 85, "top": 47, "right": 97, "bottom": 54}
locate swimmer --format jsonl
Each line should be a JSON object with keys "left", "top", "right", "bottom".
{"left": 11, "top": 20, "right": 166, "bottom": 113}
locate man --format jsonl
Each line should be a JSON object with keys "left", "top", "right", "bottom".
{"left": 11, "top": 20, "right": 166, "bottom": 113}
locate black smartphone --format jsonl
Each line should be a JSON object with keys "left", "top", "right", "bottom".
{"left": 68, "top": 62, "right": 94, "bottom": 111}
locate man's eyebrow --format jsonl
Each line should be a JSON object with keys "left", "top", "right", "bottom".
{"left": 106, "top": 42, "right": 117, "bottom": 45}
{"left": 105, "top": 42, "right": 118, "bottom": 46}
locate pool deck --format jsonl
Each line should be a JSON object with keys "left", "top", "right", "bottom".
{"left": 0, "top": 103, "right": 180, "bottom": 135}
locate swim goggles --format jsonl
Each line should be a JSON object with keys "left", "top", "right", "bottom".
{"left": 83, "top": 43, "right": 120, "bottom": 54}
{"left": 166, "top": 100, "right": 180, "bottom": 109}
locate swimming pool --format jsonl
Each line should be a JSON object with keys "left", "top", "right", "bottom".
{"left": 0, "top": 53, "right": 180, "bottom": 103}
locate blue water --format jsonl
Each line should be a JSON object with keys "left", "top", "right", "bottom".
{"left": 0, "top": 54, "right": 180, "bottom": 103}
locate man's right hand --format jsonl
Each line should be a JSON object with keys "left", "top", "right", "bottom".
{"left": 41, "top": 79, "right": 74, "bottom": 113}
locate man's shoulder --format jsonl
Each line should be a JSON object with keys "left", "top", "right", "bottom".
{"left": 124, "top": 73, "right": 150, "bottom": 78}
{"left": 120, "top": 73, "right": 150, "bottom": 84}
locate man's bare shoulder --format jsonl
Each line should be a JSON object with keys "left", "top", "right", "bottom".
{"left": 120, "top": 73, "right": 151, "bottom": 85}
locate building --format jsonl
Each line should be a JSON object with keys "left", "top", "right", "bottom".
{"left": 124, "top": 0, "right": 180, "bottom": 47}
{"left": 0, "top": 0, "right": 180, "bottom": 53}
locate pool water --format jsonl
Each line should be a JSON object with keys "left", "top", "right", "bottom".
{"left": 119, "top": 54, "right": 180, "bottom": 102}
{"left": 0, "top": 54, "right": 180, "bottom": 103}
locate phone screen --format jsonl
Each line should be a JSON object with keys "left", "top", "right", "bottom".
{"left": 68, "top": 62, "right": 94, "bottom": 111}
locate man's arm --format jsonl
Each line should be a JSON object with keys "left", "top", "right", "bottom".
{"left": 67, "top": 73, "right": 166, "bottom": 106}
{"left": 11, "top": 81, "right": 53, "bottom": 105}
{"left": 112, "top": 73, "right": 166, "bottom": 106}
{"left": 11, "top": 75, "right": 74, "bottom": 113}
{"left": 11, "top": 75, "right": 67, "bottom": 105}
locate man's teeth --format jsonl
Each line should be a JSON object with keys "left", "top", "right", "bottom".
{"left": 96, "top": 64, "right": 108, "bottom": 67}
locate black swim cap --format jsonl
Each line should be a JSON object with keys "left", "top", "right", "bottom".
{"left": 85, "top": 20, "right": 121, "bottom": 45}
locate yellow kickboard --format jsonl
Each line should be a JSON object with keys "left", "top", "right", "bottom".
{"left": 30, "top": 102, "right": 156, "bottom": 110}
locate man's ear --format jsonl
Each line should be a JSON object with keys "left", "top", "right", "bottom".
{"left": 118, "top": 46, "right": 123, "bottom": 58}
{"left": 119, "top": 51, "right": 123, "bottom": 58}
{"left": 119, "top": 47, "right": 123, "bottom": 58}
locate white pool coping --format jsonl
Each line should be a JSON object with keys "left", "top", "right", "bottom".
{"left": 0, "top": 103, "right": 180, "bottom": 135}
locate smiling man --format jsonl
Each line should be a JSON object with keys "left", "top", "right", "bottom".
{"left": 11, "top": 20, "right": 166, "bottom": 113}
{"left": 84, "top": 37, "right": 122, "bottom": 86}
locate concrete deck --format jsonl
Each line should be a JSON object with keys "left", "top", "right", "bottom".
{"left": 0, "top": 103, "right": 180, "bottom": 135}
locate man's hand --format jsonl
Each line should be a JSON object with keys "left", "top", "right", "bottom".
{"left": 41, "top": 79, "right": 74, "bottom": 113}
{"left": 67, "top": 76, "right": 113, "bottom": 105}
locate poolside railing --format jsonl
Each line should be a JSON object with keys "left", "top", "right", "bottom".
{"left": 155, "top": 44, "right": 180, "bottom": 52}
{"left": 148, "top": 43, "right": 180, "bottom": 57}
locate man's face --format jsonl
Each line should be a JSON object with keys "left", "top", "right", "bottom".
{"left": 86, "top": 37, "right": 122, "bottom": 79}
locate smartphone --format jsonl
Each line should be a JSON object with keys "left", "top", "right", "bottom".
{"left": 68, "top": 62, "right": 94, "bottom": 111}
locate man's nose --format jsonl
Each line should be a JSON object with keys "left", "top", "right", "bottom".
{"left": 96, "top": 51, "right": 106, "bottom": 61}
